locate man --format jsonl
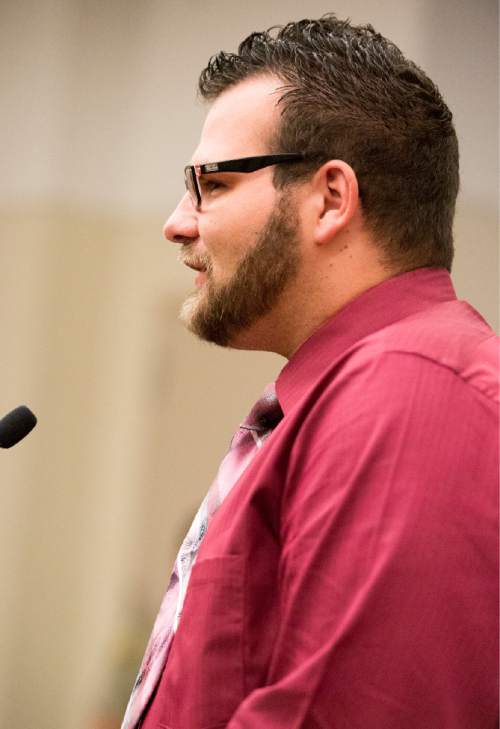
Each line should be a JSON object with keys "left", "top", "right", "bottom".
{"left": 123, "top": 15, "right": 498, "bottom": 729}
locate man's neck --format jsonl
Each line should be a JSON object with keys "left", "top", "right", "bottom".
{"left": 229, "top": 265, "right": 394, "bottom": 359}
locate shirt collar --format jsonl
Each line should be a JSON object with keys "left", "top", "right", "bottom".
{"left": 276, "top": 267, "right": 457, "bottom": 415}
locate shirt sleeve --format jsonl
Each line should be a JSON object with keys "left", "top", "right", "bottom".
{"left": 227, "top": 349, "right": 499, "bottom": 729}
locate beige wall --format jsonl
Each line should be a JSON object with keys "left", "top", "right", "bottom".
{"left": 0, "top": 2, "right": 497, "bottom": 728}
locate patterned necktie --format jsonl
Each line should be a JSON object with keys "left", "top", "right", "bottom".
{"left": 121, "top": 383, "right": 283, "bottom": 729}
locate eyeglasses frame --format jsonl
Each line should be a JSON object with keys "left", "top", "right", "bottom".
{"left": 184, "top": 153, "right": 305, "bottom": 209}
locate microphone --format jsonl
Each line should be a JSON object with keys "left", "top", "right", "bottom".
{"left": 0, "top": 406, "right": 37, "bottom": 448}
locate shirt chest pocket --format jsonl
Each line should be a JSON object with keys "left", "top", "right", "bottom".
{"left": 155, "top": 554, "right": 245, "bottom": 729}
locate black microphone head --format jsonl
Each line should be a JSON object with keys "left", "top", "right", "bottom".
{"left": 0, "top": 406, "right": 37, "bottom": 448}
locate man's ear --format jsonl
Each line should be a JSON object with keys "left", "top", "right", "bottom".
{"left": 313, "top": 160, "right": 360, "bottom": 245}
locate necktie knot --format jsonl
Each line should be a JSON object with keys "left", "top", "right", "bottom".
{"left": 240, "top": 383, "right": 283, "bottom": 432}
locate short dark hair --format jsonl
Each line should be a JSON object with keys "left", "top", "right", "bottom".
{"left": 198, "top": 14, "right": 459, "bottom": 272}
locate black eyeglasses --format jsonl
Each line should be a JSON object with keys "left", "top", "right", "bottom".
{"left": 184, "top": 153, "right": 305, "bottom": 209}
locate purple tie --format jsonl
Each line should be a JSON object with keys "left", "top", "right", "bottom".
{"left": 121, "top": 383, "right": 283, "bottom": 729}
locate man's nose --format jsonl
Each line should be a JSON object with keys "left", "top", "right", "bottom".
{"left": 163, "top": 192, "right": 199, "bottom": 243}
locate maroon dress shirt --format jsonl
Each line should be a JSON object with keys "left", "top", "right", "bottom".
{"left": 141, "top": 267, "right": 499, "bottom": 729}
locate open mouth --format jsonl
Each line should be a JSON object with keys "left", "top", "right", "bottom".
{"left": 181, "top": 258, "right": 210, "bottom": 288}
{"left": 182, "top": 258, "right": 208, "bottom": 274}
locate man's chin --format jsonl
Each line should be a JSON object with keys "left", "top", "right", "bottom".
{"left": 179, "top": 291, "right": 232, "bottom": 347}
{"left": 179, "top": 291, "right": 201, "bottom": 329}
{"left": 180, "top": 294, "right": 207, "bottom": 338}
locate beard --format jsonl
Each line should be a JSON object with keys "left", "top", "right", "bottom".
{"left": 179, "top": 194, "right": 301, "bottom": 347}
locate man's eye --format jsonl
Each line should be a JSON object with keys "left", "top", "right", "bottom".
{"left": 200, "top": 179, "right": 223, "bottom": 193}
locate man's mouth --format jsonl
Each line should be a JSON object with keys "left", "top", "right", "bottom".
{"left": 181, "top": 257, "right": 210, "bottom": 287}
{"left": 184, "top": 261, "right": 207, "bottom": 272}
{"left": 178, "top": 251, "right": 209, "bottom": 272}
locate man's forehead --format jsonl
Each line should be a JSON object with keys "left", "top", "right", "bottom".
{"left": 191, "top": 75, "right": 284, "bottom": 165}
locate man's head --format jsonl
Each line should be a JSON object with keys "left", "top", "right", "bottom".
{"left": 198, "top": 15, "right": 459, "bottom": 272}
{"left": 164, "top": 15, "right": 459, "bottom": 355}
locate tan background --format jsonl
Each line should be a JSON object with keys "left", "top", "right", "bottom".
{"left": 0, "top": 1, "right": 498, "bottom": 728}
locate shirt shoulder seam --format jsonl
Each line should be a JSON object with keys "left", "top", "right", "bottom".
{"left": 378, "top": 347, "right": 498, "bottom": 405}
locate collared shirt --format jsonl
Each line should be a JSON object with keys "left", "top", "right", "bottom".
{"left": 141, "top": 267, "right": 499, "bottom": 729}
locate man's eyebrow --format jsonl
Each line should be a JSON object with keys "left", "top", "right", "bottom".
{"left": 189, "top": 156, "right": 229, "bottom": 167}
{"left": 192, "top": 163, "right": 235, "bottom": 176}
{"left": 189, "top": 153, "right": 210, "bottom": 167}
{"left": 188, "top": 160, "right": 209, "bottom": 170}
